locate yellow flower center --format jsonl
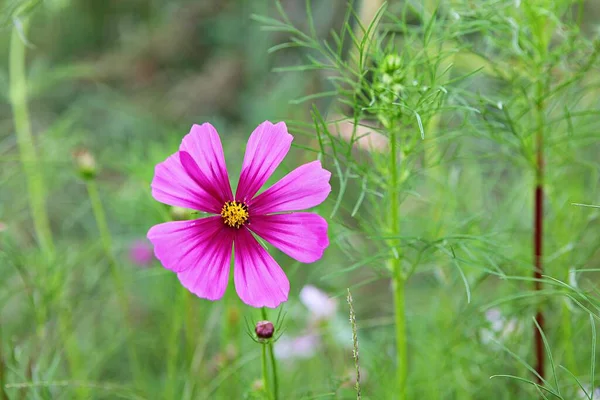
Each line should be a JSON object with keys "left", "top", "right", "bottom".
{"left": 221, "top": 201, "right": 249, "bottom": 229}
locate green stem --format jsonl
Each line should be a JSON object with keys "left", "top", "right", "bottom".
{"left": 165, "top": 288, "right": 187, "bottom": 399}
{"left": 9, "top": 18, "right": 85, "bottom": 398}
{"left": 561, "top": 300, "right": 577, "bottom": 374}
{"left": 389, "top": 127, "right": 407, "bottom": 399}
{"left": 9, "top": 18, "right": 55, "bottom": 258}
{"left": 261, "top": 341, "right": 270, "bottom": 398}
{"left": 86, "top": 180, "right": 142, "bottom": 384}
{"left": 261, "top": 308, "right": 279, "bottom": 400}
{"left": 393, "top": 268, "right": 407, "bottom": 398}
{"left": 268, "top": 340, "right": 278, "bottom": 400}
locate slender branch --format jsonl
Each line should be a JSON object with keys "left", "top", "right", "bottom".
{"left": 389, "top": 124, "right": 407, "bottom": 399}
{"left": 9, "top": 18, "right": 55, "bottom": 258}
{"left": 533, "top": 75, "right": 545, "bottom": 385}
{"left": 86, "top": 180, "right": 142, "bottom": 384}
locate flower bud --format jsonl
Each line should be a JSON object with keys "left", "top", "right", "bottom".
{"left": 251, "top": 379, "right": 264, "bottom": 392}
{"left": 170, "top": 206, "right": 192, "bottom": 221}
{"left": 255, "top": 320, "right": 274, "bottom": 339}
{"left": 72, "top": 149, "right": 97, "bottom": 180}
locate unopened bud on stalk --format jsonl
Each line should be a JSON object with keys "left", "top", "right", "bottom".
{"left": 372, "top": 53, "right": 405, "bottom": 128}
{"left": 255, "top": 320, "right": 274, "bottom": 339}
{"left": 72, "top": 149, "right": 97, "bottom": 180}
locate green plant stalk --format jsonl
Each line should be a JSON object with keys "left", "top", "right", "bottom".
{"left": 268, "top": 340, "right": 278, "bottom": 400}
{"left": 9, "top": 18, "right": 85, "bottom": 397}
{"left": 165, "top": 287, "right": 187, "bottom": 399}
{"left": 261, "top": 308, "right": 279, "bottom": 400}
{"left": 261, "top": 342, "right": 270, "bottom": 399}
{"left": 58, "top": 307, "right": 89, "bottom": 399}
{"left": 561, "top": 300, "right": 577, "bottom": 375}
{"left": 389, "top": 126, "right": 407, "bottom": 399}
{"left": 86, "top": 180, "right": 142, "bottom": 384}
{"left": 9, "top": 19, "right": 55, "bottom": 259}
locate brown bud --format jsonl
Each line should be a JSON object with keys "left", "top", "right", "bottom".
{"left": 255, "top": 320, "right": 274, "bottom": 339}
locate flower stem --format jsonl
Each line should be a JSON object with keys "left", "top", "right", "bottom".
{"left": 261, "top": 308, "right": 279, "bottom": 400}
{"left": 261, "top": 340, "right": 270, "bottom": 398}
{"left": 86, "top": 180, "right": 142, "bottom": 384}
{"left": 389, "top": 126, "right": 407, "bottom": 399}
{"left": 393, "top": 267, "right": 407, "bottom": 398}
{"left": 268, "top": 339, "right": 278, "bottom": 400}
{"left": 9, "top": 18, "right": 55, "bottom": 259}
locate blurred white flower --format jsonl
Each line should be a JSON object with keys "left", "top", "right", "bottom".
{"left": 485, "top": 308, "right": 504, "bottom": 331}
{"left": 577, "top": 384, "right": 600, "bottom": 399}
{"left": 274, "top": 334, "right": 320, "bottom": 360}
{"left": 300, "top": 285, "right": 337, "bottom": 321}
{"left": 480, "top": 307, "right": 520, "bottom": 345}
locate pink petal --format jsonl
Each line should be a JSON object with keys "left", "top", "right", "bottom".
{"left": 147, "top": 217, "right": 233, "bottom": 301}
{"left": 248, "top": 213, "right": 328, "bottom": 263}
{"left": 235, "top": 121, "right": 293, "bottom": 202}
{"left": 249, "top": 161, "right": 331, "bottom": 215}
{"left": 151, "top": 152, "right": 222, "bottom": 213}
{"left": 180, "top": 123, "right": 233, "bottom": 203}
{"left": 233, "top": 228, "right": 290, "bottom": 308}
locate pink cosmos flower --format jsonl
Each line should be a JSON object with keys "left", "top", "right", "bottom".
{"left": 147, "top": 121, "right": 331, "bottom": 308}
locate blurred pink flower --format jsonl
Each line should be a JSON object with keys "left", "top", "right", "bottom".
{"left": 274, "top": 333, "right": 320, "bottom": 360}
{"left": 147, "top": 121, "right": 331, "bottom": 308}
{"left": 299, "top": 285, "right": 337, "bottom": 321}
{"left": 129, "top": 239, "right": 155, "bottom": 267}
{"left": 0, "top": 222, "right": 6, "bottom": 233}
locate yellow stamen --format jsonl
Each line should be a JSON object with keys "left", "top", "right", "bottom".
{"left": 221, "top": 201, "right": 249, "bottom": 229}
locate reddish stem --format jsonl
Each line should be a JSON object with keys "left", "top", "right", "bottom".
{"left": 533, "top": 102, "right": 545, "bottom": 383}
{"left": 534, "top": 184, "right": 544, "bottom": 384}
